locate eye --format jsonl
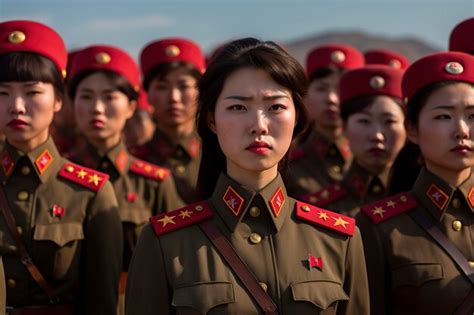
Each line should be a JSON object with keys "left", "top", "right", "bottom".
{"left": 269, "top": 104, "right": 287, "bottom": 111}
{"left": 0, "top": 90, "right": 8, "bottom": 96}
{"left": 356, "top": 118, "right": 370, "bottom": 125}
{"left": 434, "top": 114, "right": 450, "bottom": 120}
{"left": 78, "top": 93, "right": 92, "bottom": 100}
{"left": 384, "top": 119, "right": 398, "bottom": 125}
{"left": 26, "top": 90, "right": 42, "bottom": 96}
{"left": 227, "top": 104, "right": 246, "bottom": 111}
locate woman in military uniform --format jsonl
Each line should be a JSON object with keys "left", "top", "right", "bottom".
{"left": 303, "top": 65, "right": 407, "bottom": 217}
{"left": 0, "top": 20, "right": 123, "bottom": 314}
{"left": 358, "top": 51, "right": 474, "bottom": 314}
{"left": 126, "top": 38, "right": 369, "bottom": 315}
{"left": 130, "top": 38, "right": 205, "bottom": 204}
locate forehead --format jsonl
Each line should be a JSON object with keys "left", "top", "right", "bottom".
{"left": 220, "top": 67, "right": 289, "bottom": 97}
{"left": 0, "top": 81, "right": 46, "bottom": 88}
{"left": 425, "top": 82, "right": 474, "bottom": 108}
{"left": 153, "top": 67, "right": 197, "bottom": 82}
{"left": 351, "top": 96, "right": 404, "bottom": 116}
{"left": 77, "top": 72, "right": 114, "bottom": 89}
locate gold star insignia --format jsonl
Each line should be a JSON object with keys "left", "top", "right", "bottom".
{"left": 144, "top": 165, "right": 152, "bottom": 172}
{"left": 320, "top": 190, "right": 330, "bottom": 199}
{"left": 179, "top": 210, "right": 193, "bottom": 219}
{"left": 386, "top": 200, "right": 396, "bottom": 208}
{"left": 318, "top": 211, "right": 329, "bottom": 221}
{"left": 88, "top": 174, "right": 103, "bottom": 186}
{"left": 77, "top": 169, "right": 87, "bottom": 179}
{"left": 156, "top": 169, "right": 165, "bottom": 179}
{"left": 372, "top": 206, "right": 386, "bottom": 217}
{"left": 157, "top": 215, "right": 176, "bottom": 227}
{"left": 332, "top": 216, "right": 349, "bottom": 229}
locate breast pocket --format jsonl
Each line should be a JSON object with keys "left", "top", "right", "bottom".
{"left": 33, "top": 223, "right": 84, "bottom": 279}
{"left": 392, "top": 263, "right": 444, "bottom": 288}
{"left": 172, "top": 281, "right": 235, "bottom": 314}
{"left": 291, "top": 280, "right": 349, "bottom": 310}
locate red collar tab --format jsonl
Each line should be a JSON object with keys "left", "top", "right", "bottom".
{"left": 361, "top": 192, "right": 417, "bottom": 224}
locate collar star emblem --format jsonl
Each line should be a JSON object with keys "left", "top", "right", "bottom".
{"left": 431, "top": 191, "right": 441, "bottom": 202}
{"left": 226, "top": 197, "right": 237, "bottom": 209}
{"left": 318, "top": 211, "right": 329, "bottom": 221}
{"left": 157, "top": 215, "right": 176, "bottom": 227}
{"left": 386, "top": 200, "right": 396, "bottom": 208}
{"left": 179, "top": 210, "right": 193, "bottom": 219}
{"left": 76, "top": 169, "right": 87, "bottom": 179}
{"left": 371, "top": 206, "right": 386, "bottom": 217}
{"left": 88, "top": 174, "right": 103, "bottom": 186}
{"left": 332, "top": 216, "right": 349, "bottom": 229}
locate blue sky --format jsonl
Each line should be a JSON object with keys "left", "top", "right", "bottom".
{"left": 0, "top": 0, "right": 472, "bottom": 59}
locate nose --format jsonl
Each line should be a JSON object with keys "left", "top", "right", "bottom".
{"left": 454, "top": 118, "right": 469, "bottom": 140}
{"left": 92, "top": 98, "right": 106, "bottom": 114}
{"left": 170, "top": 87, "right": 181, "bottom": 103}
{"left": 250, "top": 111, "right": 269, "bottom": 135}
{"left": 327, "top": 90, "right": 340, "bottom": 105}
{"left": 10, "top": 95, "right": 26, "bottom": 115}
{"left": 370, "top": 124, "right": 385, "bottom": 142}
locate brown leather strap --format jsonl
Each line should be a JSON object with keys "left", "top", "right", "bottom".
{"left": 6, "top": 304, "right": 74, "bottom": 315}
{"left": 0, "top": 188, "right": 58, "bottom": 300}
{"left": 454, "top": 289, "right": 474, "bottom": 315}
{"left": 199, "top": 220, "right": 278, "bottom": 315}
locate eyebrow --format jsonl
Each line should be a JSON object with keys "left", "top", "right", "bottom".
{"left": 431, "top": 104, "right": 474, "bottom": 110}
{"left": 78, "top": 87, "right": 116, "bottom": 94}
{"left": 223, "top": 94, "right": 290, "bottom": 101}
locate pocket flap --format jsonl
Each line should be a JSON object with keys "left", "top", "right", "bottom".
{"left": 34, "top": 223, "right": 84, "bottom": 247}
{"left": 291, "top": 280, "right": 349, "bottom": 309}
{"left": 172, "top": 281, "right": 235, "bottom": 313}
{"left": 392, "top": 263, "right": 444, "bottom": 287}
{"left": 119, "top": 207, "right": 150, "bottom": 225}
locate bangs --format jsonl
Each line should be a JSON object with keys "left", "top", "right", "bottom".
{"left": 0, "top": 52, "right": 61, "bottom": 84}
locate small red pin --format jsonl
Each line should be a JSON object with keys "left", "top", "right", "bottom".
{"left": 127, "top": 192, "right": 137, "bottom": 203}
{"left": 52, "top": 204, "right": 65, "bottom": 218}
{"left": 305, "top": 255, "right": 323, "bottom": 271}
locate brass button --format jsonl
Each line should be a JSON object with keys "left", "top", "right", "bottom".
{"left": 175, "top": 165, "right": 186, "bottom": 175}
{"left": 66, "top": 165, "right": 74, "bottom": 173}
{"left": 17, "top": 191, "right": 28, "bottom": 201}
{"left": 16, "top": 226, "right": 22, "bottom": 235}
{"left": 7, "top": 278, "right": 16, "bottom": 288}
{"left": 301, "top": 205, "right": 311, "bottom": 212}
{"left": 195, "top": 205, "right": 203, "bottom": 212}
{"left": 259, "top": 282, "right": 268, "bottom": 292}
{"left": 452, "top": 220, "right": 462, "bottom": 232}
{"left": 249, "top": 206, "right": 260, "bottom": 217}
{"left": 452, "top": 198, "right": 461, "bottom": 209}
{"left": 372, "top": 185, "right": 382, "bottom": 194}
{"left": 249, "top": 233, "right": 262, "bottom": 244}
{"left": 20, "top": 166, "right": 30, "bottom": 175}
{"left": 330, "top": 165, "right": 341, "bottom": 174}
{"left": 469, "top": 261, "right": 474, "bottom": 269}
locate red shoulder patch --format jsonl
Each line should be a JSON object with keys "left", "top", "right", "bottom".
{"left": 59, "top": 162, "right": 109, "bottom": 192}
{"left": 150, "top": 201, "right": 213, "bottom": 236}
{"left": 361, "top": 192, "right": 417, "bottom": 224}
{"left": 295, "top": 201, "right": 355, "bottom": 236}
{"left": 289, "top": 148, "right": 305, "bottom": 161}
{"left": 130, "top": 159, "right": 171, "bottom": 182}
{"left": 302, "top": 183, "right": 348, "bottom": 207}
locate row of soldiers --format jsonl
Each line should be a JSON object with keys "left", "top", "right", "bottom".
{"left": 0, "top": 15, "right": 471, "bottom": 315}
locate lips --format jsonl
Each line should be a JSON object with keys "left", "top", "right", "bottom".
{"left": 246, "top": 141, "right": 271, "bottom": 155}
{"left": 90, "top": 119, "right": 105, "bottom": 128}
{"left": 450, "top": 144, "right": 472, "bottom": 153}
{"left": 368, "top": 147, "right": 387, "bottom": 156}
{"left": 7, "top": 119, "right": 28, "bottom": 129}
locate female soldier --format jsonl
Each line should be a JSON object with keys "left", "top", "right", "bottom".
{"left": 287, "top": 44, "right": 364, "bottom": 198}
{"left": 0, "top": 20, "right": 122, "bottom": 314}
{"left": 364, "top": 49, "right": 410, "bottom": 70}
{"left": 131, "top": 38, "right": 205, "bottom": 203}
{"left": 125, "top": 38, "right": 369, "bottom": 315}
{"left": 303, "top": 65, "right": 406, "bottom": 217}
{"left": 358, "top": 51, "right": 474, "bottom": 314}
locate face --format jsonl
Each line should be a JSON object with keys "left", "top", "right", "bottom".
{"left": 305, "top": 72, "right": 341, "bottom": 128}
{"left": 211, "top": 67, "right": 296, "bottom": 175}
{"left": 74, "top": 72, "right": 135, "bottom": 143}
{"left": 147, "top": 67, "right": 199, "bottom": 128}
{"left": 345, "top": 96, "right": 406, "bottom": 174}
{"left": 0, "top": 81, "right": 62, "bottom": 150}
{"left": 408, "top": 82, "right": 474, "bottom": 176}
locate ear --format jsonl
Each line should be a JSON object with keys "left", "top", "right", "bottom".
{"left": 405, "top": 121, "right": 419, "bottom": 145}
{"left": 207, "top": 111, "right": 217, "bottom": 134}
{"left": 53, "top": 97, "right": 63, "bottom": 113}
{"left": 126, "top": 100, "right": 137, "bottom": 119}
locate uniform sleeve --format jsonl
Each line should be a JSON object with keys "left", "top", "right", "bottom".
{"left": 84, "top": 181, "right": 123, "bottom": 315}
{"left": 156, "top": 175, "right": 185, "bottom": 214}
{"left": 125, "top": 224, "right": 171, "bottom": 315}
{"left": 338, "top": 226, "right": 370, "bottom": 315}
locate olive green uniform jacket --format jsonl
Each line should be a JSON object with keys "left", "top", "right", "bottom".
{"left": 126, "top": 173, "right": 369, "bottom": 315}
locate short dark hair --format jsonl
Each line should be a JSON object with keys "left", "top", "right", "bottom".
{"left": 308, "top": 65, "right": 343, "bottom": 83}
{"left": 340, "top": 95, "right": 404, "bottom": 123}
{"left": 68, "top": 69, "right": 139, "bottom": 101}
{"left": 0, "top": 52, "right": 64, "bottom": 100}
{"left": 196, "top": 37, "right": 310, "bottom": 199}
{"left": 142, "top": 61, "right": 202, "bottom": 91}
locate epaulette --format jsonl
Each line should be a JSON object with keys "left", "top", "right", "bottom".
{"left": 302, "top": 183, "right": 348, "bottom": 207}
{"left": 150, "top": 201, "right": 213, "bottom": 236}
{"left": 361, "top": 192, "right": 417, "bottom": 224}
{"left": 295, "top": 201, "right": 355, "bottom": 236}
{"left": 289, "top": 148, "right": 305, "bottom": 161}
{"left": 130, "top": 159, "right": 171, "bottom": 182}
{"left": 59, "top": 162, "right": 109, "bottom": 192}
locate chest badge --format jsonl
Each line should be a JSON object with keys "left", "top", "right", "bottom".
{"left": 304, "top": 254, "right": 323, "bottom": 271}
{"left": 127, "top": 192, "right": 137, "bottom": 203}
{"left": 51, "top": 204, "right": 65, "bottom": 218}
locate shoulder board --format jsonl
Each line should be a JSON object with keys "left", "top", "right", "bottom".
{"left": 130, "top": 159, "right": 171, "bottom": 182}
{"left": 59, "top": 162, "right": 109, "bottom": 192}
{"left": 150, "top": 201, "right": 213, "bottom": 236}
{"left": 289, "top": 148, "right": 305, "bottom": 161}
{"left": 295, "top": 201, "right": 355, "bottom": 236}
{"left": 302, "top": 183, "right": 348, "bottom": 207}
{"left": 360, "top": 192, "right": 417, "bottom": 224}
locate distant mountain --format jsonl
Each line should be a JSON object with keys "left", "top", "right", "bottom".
{"left": 284, "top": 31, "right": 441, "bottom": 65}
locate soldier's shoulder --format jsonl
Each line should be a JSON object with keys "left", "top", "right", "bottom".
{"left": 129, "top": 158, "right": 171, "bottom": 182}
{"left": 58, "top": 161, "right": 109, "bottom": 192}
{"left": 360, "top": 192, "right": 417, "bottom": 225}
{"left": 150, "top": 201, "right": 213, "bottom": 237}
{"left": 301, "top": 183, "right": 348, "bottom": 207}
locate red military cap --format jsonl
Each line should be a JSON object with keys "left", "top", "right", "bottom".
{"left": 402, "top": 51, "right": 474, "bottom": 104}
{"left": 140, "top": 37, "right": 205, "bottom": 77}
{"left": 137, "top": 90, "right": 153, "bottom": 112}
{"left": 364, "top": 49, "right": 410, "bottom": 70}
{"left": 66, "top": 49, "right": 82, "bottom": 81}
{"left": 0, "top": 20, "right": 67, "bottom": 78}
{"left": 69, "top": 45, "right": 140, "bottom": 91}
{"left": 449, "top": 17, "right": 474, "bottom": 54}
{"left": 340, "top": 65, "right": 404, "bottom": 104}
{"left": 306, "top": 44, "right": 364, "bottom": 77}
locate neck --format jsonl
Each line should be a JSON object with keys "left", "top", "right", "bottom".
{"left": 426, "top": 163, "right": 472, "bottom": 187}
{"left": 226, "top": 163, "right": 279, "bottom": 192}
{"left": 157, "top": 121, "right": 194, "bottom": 142}
{"left": 356, "top": 159, "right": 393, "bottom": 187}
{"left": 88, "top": 134, "right": 121, "bottom": 156}
{"left": 10, "top": 130, "right": 49, "bottom": 153}
{"left": 315, "top": 123, "right": 341, "bottom": 143}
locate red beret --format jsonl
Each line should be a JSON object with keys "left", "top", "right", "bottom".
{"left": 449, "top": 17, "right": 474, "bottom": 54}
{"left": 66, "top": 49, "right": 82, "bottom": 81}
{"left": 340, "top": 65, "right": 404, "bottom": 104}
{"left": 306, "top": 44, "right": 364, "bottom": 76}
{"left": 364, "top": 49, "right": 410, "bottom": 70}
{"left": 69, "top": 45, "right": 140, "bottom": 91}
{"left": 0, "top": 20, "right": 67, "bottom": 78}
{"left": 402, "top": 51, "right": 474, "bottom": 104}
{"left": 137, "top": 90, "right": 153, "bottom": 112}
{"left": 140, "top": 38, "right": 205, "bottom": 77}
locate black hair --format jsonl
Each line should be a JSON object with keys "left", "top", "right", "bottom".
{"left": 340, "top": 95, "right": 404, "bottom": 123}
{"left": 308, "top": 65, "right": 343, "bottom": 83}
{"left": 143, "top": 61, "right": 202, "bottom": 91}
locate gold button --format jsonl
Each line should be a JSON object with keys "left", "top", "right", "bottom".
{"left": 195, "top": 205, "right": 203, "bottom": 212}
{"left": 66, "top": 165, "right": 74, "bottom": 173}
{"left": 372, "top": 185, "right": 382, "bottom": 194}
{"left": 259, "top": 282, "right": 268, "bottom": 292}
{"left": 249, "top": 206, "right": 260, "bottom": 217}
{"left": 7, "top": 278, "right": 16, "bottom": 288}
{"left": 452, "top": 220, "right": 462, "bottom": 231}
{"left": 175, "top": 165, "right": 186, "bottom": 175}
{"left": 330, "top": 165, "right": 341, "bottom": 174}
{"left": 301, "top": 205, "right": 310, "bottom": 212}
{"left": 17, "top": 191, "right": 28, "bottom": 201}
{"left": 95, "top": 52, "right": 111, "bottom": 64}
{"left": 16, "top": 226, "right": 22, "bottom": 235}
{"left": 469, "top": 261, "right": 474, "bottom": 269}
{"left": 20, "top": 166, "right": 30, "bottom": 175}
{"left": 249, "top": 233, "right": 262, "bottom": 244}
{"left": 452, "top": 198, "right": 461, "bottom": 209}
{"left": 8, "top": 31, "right": 26, "bottom": 44}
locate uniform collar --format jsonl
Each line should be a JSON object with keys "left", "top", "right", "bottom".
{"left": 83, "top": 141, "right": 131, "bottom": 174}
{"left": 305, "top": 130, "right": 351, "bottom": 161}
{"left": 151, "top": 128, "right": 201, "bottom": 160}
{"left": 412, "top": 168, "right": 474, "bottom": 221}
{"left": 0, "top": 137, "right": 62, "bottom": 184}
{"left": 210, "top": 172, "right": 291, "bottom": 232}
{"left": 344, "top": 162, "right": 387, "bottom": 199}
